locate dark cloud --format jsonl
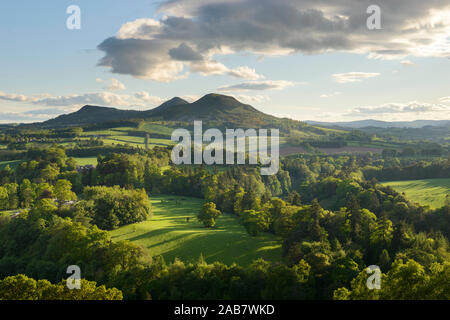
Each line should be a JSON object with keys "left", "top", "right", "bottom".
{"left": 97, "top": 0, "right": 450, "bottom": 81}
{"left": 97, "top": 37, "right": 185, "bottom": 82}
{"left": 218, "top": 80, "right": 296, "bottom": 91}
{"left": 169, "top": 43, "right": 204, "bottom": 61}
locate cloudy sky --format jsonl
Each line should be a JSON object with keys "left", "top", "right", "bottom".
{"left": 0, "top": 0, "right": 450, "bottom": 123}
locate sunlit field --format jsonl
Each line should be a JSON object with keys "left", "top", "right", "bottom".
{"left": 110, "top": 195, "right": 283, "bottom": 266}
{"left": 382, "top": 179, "right": 450, "bottom": 208}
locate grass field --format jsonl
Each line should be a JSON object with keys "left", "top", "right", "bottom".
{"left": 139, "top": 123, "right": 175, "bottom": 135}
{"left": 110, "top": 195, "right": 283, "bottom": 266}
{"left": 382, "top": 178, "right": 450, "bottom": 208}
{"left": 81, "top": 128, "right": 129, "bottom": 136}
{"left": 73, "top": 157, "right": 98, "bottom": 166}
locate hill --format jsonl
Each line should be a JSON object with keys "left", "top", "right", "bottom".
{"left": 39, "top": 94, "right": 286, "bottom": 129}
{"left": 143, "top": 97, "right": 188, "bottom": 115}
{"left": 43, "top": 105, "right": 143, "bottom": 127}
{"left": 148, "top": 93, "right": 278, "bottom": 126}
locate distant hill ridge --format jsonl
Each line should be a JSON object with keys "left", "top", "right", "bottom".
{"left": 39, "top": 94, "right": 448, "bottom": 130}
{"left": 42, "top": 93, "right": 278, "bottom": 128}
{"left": 43, "top": 105, "right": 143, "bottom": 126}
{"left": 306, "top": 119, "right": 450, "bottom": 129}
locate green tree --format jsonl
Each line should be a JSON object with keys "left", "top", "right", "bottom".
{"left": 241, "top": 210, "right": 270, "bottom": 236}
{"left": 0, "top": 187, "right": 8, "bottom": 210}
{"left": 198, "top": 202, "right": 221, "bottom": 228}
{"left": 334, "top": 259, "right": 450, "bottom": 300}
{"left": 379, "top": 249, "right": 391, "bottom": 271}
{"left": 19, "top": 179, "right": 34, "bottom": 208}
{"left": 287, "top": 191, "right": 302, "bottom": 206}
{"left": 40, "top": 163, "right": 60, "bottom": 183}
{"left": 0, "top": 274, "right": 122, "bottom": 300}
{"left": 54, "top": 179, "right": 76, "bottom": 208}
{"left": 83, "top": 186, "right": 151, "bottom": 230}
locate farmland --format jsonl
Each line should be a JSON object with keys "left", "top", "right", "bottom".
{"left": 382, "top": 178, "right": 450, "bottom": 208}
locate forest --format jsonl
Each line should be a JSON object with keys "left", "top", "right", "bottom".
{"left": 0, "top": 141, "right": 448, "bottom": 300}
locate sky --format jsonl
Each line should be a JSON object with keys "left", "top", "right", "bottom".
{"left": 0, "top": 0, "right": 450, "bottom": 123}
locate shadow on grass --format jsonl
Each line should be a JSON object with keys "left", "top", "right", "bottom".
{"left": 111, "top": 194, "right": 283, "bottom": 266}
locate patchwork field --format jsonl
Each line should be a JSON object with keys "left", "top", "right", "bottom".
{"left": 109, "top": 195, "right": 283, "bottom": 266}
{"left": 382, "top": 178, "right": 450, "bottom": 208}
{"left": 80, "top": 125, "right": 176, "bottom": 149}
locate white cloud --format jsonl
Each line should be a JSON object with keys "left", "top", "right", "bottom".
{"left": 0, "top": 112, "right": 48, "bottom": 123}
{"left": 180, "top": 95, "right": 200, "bottom": 102}
{"left": 0, "top": 106, "right": 79, "bottom": 124}
{"left": 0, "top": 90, "right": 166, "bottom": 110}
{"left": 332, "top": 72, "right": 380, "bottom": 83}
{"left": 0, "top": 89, "right": 173, "bottom": 123}
{"left": 35, "top": 92, "right": 135, "bottom": 107}
{"left": 116, "top": 18, "right": 162, "bottom": 40}
{"left": 347, "top": 101, "right": 450, "bottom": 120}
{"left": 352, "top": 102, "right": 449, "bottom": 114}
{"left": 298, "top": 100, "right": 450, "bottom": 122}
{"left": 231, "top": 94, "right": 270, "bottom": 104}
{"left": 218, "top": 80, "right": 297, "bottom": 92}
{"left": 188, "top": 59, "right": 229, "bottom": 76}
{"left": 400, "top": 60, "right": 415, "bottom": 67}
{"left": 134, "top": 91, "right": 165, "bottom": 105}
{"left": 228, "top": 67, "right": 264, "bottom": 80}
{"left": 104, "top": 78, "right": 126, "bottom": 91}
{"left": 0, "top": 91, "right": 32, "bottom": 102}
{"left": 320, "top": 91, "right": 341, "bottom": 98}
{"left": 439, "top": 96, "right": 450, "bottom": 103}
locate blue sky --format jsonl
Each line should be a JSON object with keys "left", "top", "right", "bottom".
{"left": 0, "top": 0, "right": 450, "bottom": 123}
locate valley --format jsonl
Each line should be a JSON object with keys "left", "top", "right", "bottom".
{"left": 2, "top": 0, "right": 450, "bottom": 304}
{"left": 110, "top": 195, "right": 283, "bottom": 266}
{"left": 0, "top": 93, "right": 449, "bottom": 301}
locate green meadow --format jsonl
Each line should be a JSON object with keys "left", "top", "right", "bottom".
{"left": 382, "top": 178, "right": 450, "bottom": 208}
{"left": 110, "top": 195, "right": 283, "bottom": 266}
{"left": 73, "top": 157, "right": 98, "bottom": 166}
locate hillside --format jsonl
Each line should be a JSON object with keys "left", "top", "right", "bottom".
{"left": 143, "top": 97, "right": 189, "bottom": 115}
{"left": 148, "top": 93, "right": 278, "bottom": 126}
{"left": 43, "top": 105, "right": 143, "bottom": 127}
{"left": 39, "top": 94, "right": 286, "bottom": 129}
